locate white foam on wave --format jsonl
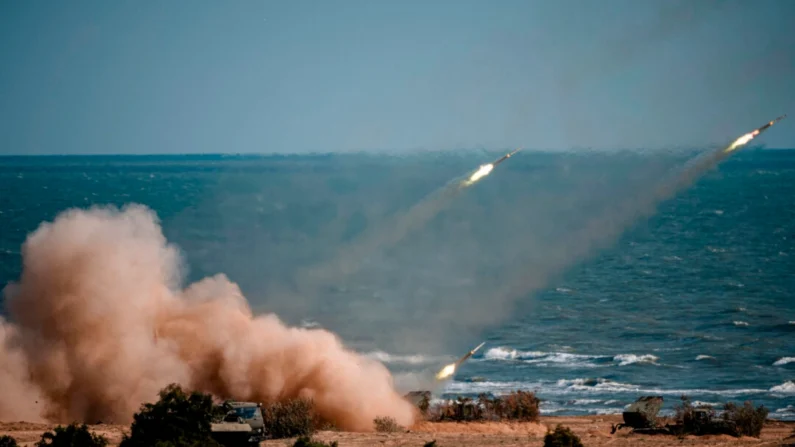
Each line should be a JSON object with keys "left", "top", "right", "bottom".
{"left": 569, "top": 399, "right": 602, "bottom": 405}
{"left": 696, "top": 355, "right": 715, "bottom": 361}
{"left": 613, "top": 354, "right": 659, "bottom": 366}
{"left": 558, "top": 378, "right": 638, "bottom": 392}
{"left": 773, "top": 357, "right": 795, "bottom": 366}
{"left": 554, "top": 378, "right": 768, "bottom": 396}
{"left": 692, "top": 401, "right": 721, "bottom": 408}
{"left": 484, "top": 347, "right": 659, "bottom": 368}
{"left": 770, "top": 381, "right": 795, "bottom": 394}
{"left": 443, "top": 380, "right": 542, "bottom": 395}
{"left": 733, "top": 321, "right": 749, "bottom": 327}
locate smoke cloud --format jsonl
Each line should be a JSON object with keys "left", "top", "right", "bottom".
{"left": 0, "top": 204, "right": 415, "bottom": 430}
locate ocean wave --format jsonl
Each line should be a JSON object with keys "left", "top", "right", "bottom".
{"left": 696, "top": 355, "right": 715, "bottom": 361}
{"left": 443, "top": 380, "right": 542, "bottom": 395}
{"left": 692, "top": 401, "right": 721, "bottom": 408}
{"left": 733, "top": 321, "right": 749, "bottom": 327}
{"left": 773, "top": 357, "right": 795, "bottom": 366}
{"left": 483, "top": 347, "right": 659, "bottom": 368}
{"left": 567, "top": 399, "right": 602, "bottom": 405}
{"left": 558, "top": 378, "right": 638, "bottom": 392}
{"left": 770, "top": 381, "right": 795, "bottom": 394}
{"left": 613, "top": 354, "right": 659, "bottom": 366}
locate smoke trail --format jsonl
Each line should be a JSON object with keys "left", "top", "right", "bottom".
{"left": 0, "top": 204, "right": 416, "bottom": 430}
{"left": 297, "top": 157, "right": 491, "bottom": 286}
{"left": 460, "top": 132, "right": 772, "bottom": 337}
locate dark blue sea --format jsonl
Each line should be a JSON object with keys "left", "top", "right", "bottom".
{"left": 1, "top": 149, "right": 793, "bottom": 420}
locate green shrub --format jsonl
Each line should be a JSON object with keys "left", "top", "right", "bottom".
{"left": 0, "top": 436, "right": 18, "bottom": 447}
{"left": 262, "top": 398, "right": 316, "bottom": 439}
{"left": 292, "top": 436, "right": 338, "bottom": 447}
{"left": 119, "top": 383, "right": 224, "bottom": 447}
{"left": 373, "top": 416, "right": 403, "bottom": 432}
{"left": 722, "top": 401, "right": 768, "bottom": 437}
{"left": 543, "top": 425, "right": 583, "bottom": 447}
{"left": 35, "top": 423, "right": 108, "bottom": 447}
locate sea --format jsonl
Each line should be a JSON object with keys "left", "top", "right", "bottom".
{"left": 1, "top": 149, "right": 793, "bottom": 420}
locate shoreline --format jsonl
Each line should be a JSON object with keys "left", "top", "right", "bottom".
{"left": 3, "top": 415, "right": 793, "bottom": 447}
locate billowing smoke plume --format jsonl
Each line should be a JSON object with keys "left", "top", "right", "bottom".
{"left": 0, "top": 204, "right": 415, "bottom": 430}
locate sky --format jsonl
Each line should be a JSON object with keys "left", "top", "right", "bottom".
{"left": 0, "top": 0, "right": 793, "bottom": 155}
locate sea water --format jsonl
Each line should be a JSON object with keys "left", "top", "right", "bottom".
{"left": 1, "top": 150, "right": 793, "bottom": 420}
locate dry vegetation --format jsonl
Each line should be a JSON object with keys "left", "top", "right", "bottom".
{"left": 427, "top": 391, "right": 541, "bottom": 423}
{"left": 1, "top": 385, "right": 792, "bottom": 447}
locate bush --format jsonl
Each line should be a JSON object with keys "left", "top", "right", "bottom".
{"left": 0, "top": 436, "right": 18, "bottom": 447}
{"left": 292, "top": 436, "right": 338, "bottom": 447}
{"left": 543, "top": 425, "right": 583, "bottom": 447}
{"left": 722, "top": 401, "right": 768, "bottom": 437}
{"left": 429, "top": 396, "right": 485, "bottom": 422}
{"left": 35, "top": 423, "right": 108, "bottom": 447}
{"left": 428, "top": 390, "right": 541, "bottom": 423}
{"left": 262, "top": 398, "right": 316, "bottom": 439}
{"left": 119, "top": 383, "right": 225, "bottom": 447}
{"left": 423, "top": 441, "right": 437, "bottom": 447}
{"left": 485, "top": 390, "right": 541, "bottom": 422}
{"left": 373, "top": 416, "right": 403, "bottom": 432}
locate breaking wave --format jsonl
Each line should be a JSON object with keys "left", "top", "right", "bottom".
{"left": 483, "top": 347, "right": 659, "bottom": 368}
{"left": 770, "top": 381, "right": 795, "bottom": 394}
{"left": 443, "top": 378, "right": 772, "bottom": 398}
{"left": 773, "top": 357, "right": 795, "bottom": 366}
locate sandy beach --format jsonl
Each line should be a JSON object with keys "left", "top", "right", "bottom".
{"left": 2, "top": 416, "right": 793, "bottom": 447}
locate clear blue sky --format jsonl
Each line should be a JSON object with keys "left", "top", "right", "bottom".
{"left": 1, "top": 0, "right": 793, "bottom": 155}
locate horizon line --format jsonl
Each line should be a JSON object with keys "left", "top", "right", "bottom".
{"left": 0, "top": 145, "right": 791, "bottom": 158}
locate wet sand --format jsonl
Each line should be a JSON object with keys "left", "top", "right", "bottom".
{"left": 2, "top": 416, "right": 793, "bottom": 446}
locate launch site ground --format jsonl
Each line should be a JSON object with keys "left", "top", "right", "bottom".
{"left": 2, "top": 416, "right": 793, "bottom": 447}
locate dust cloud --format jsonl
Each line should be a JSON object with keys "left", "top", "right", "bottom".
{"left": 0, "top": 204, "right": 415, "bottom": 431}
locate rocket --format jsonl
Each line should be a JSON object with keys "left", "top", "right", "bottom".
{"left": 756, "top": 114, "right": 787, "bottom": 135}
{"left": 492, "top": 148, "right": 521, "bottom": 167}
{"left": 454, "top": 341, "right": 486, "bottom": 367}
{"left": 725, "top": 114, "right": 787, "bottom": 154}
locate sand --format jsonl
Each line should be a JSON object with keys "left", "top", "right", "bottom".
{"left": 2, "top": 416, "right": 793, "bottom": 447}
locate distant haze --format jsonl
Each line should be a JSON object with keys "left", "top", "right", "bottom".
{"left": 0, "top": 0, "right": 793, "bottom": 155}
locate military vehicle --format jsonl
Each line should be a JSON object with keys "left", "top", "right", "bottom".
{"left": 612, "top": 396, "right": 740, "bottom": 437}
{"left": 611, "top": 396, "right": 668, "bottom": 435}
{"left": 210, "top": 401, "right": 266, "bottom": 447}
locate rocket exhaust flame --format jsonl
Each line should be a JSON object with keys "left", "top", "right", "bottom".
{"left": 725, "top": 114, "right": 786, "bottom": 153}
{"left": 461, "top": 149, "right": 521, "bottom": 187}
{"left": 434, "top": 342, "right": 485, "bottom": 381}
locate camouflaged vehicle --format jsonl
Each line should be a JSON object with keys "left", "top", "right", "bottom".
{"left": 611, "top": 396, "right": 668, "bottom": 435}
{"left": 210, "top": 401, "right": 265, "bottom": 447}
